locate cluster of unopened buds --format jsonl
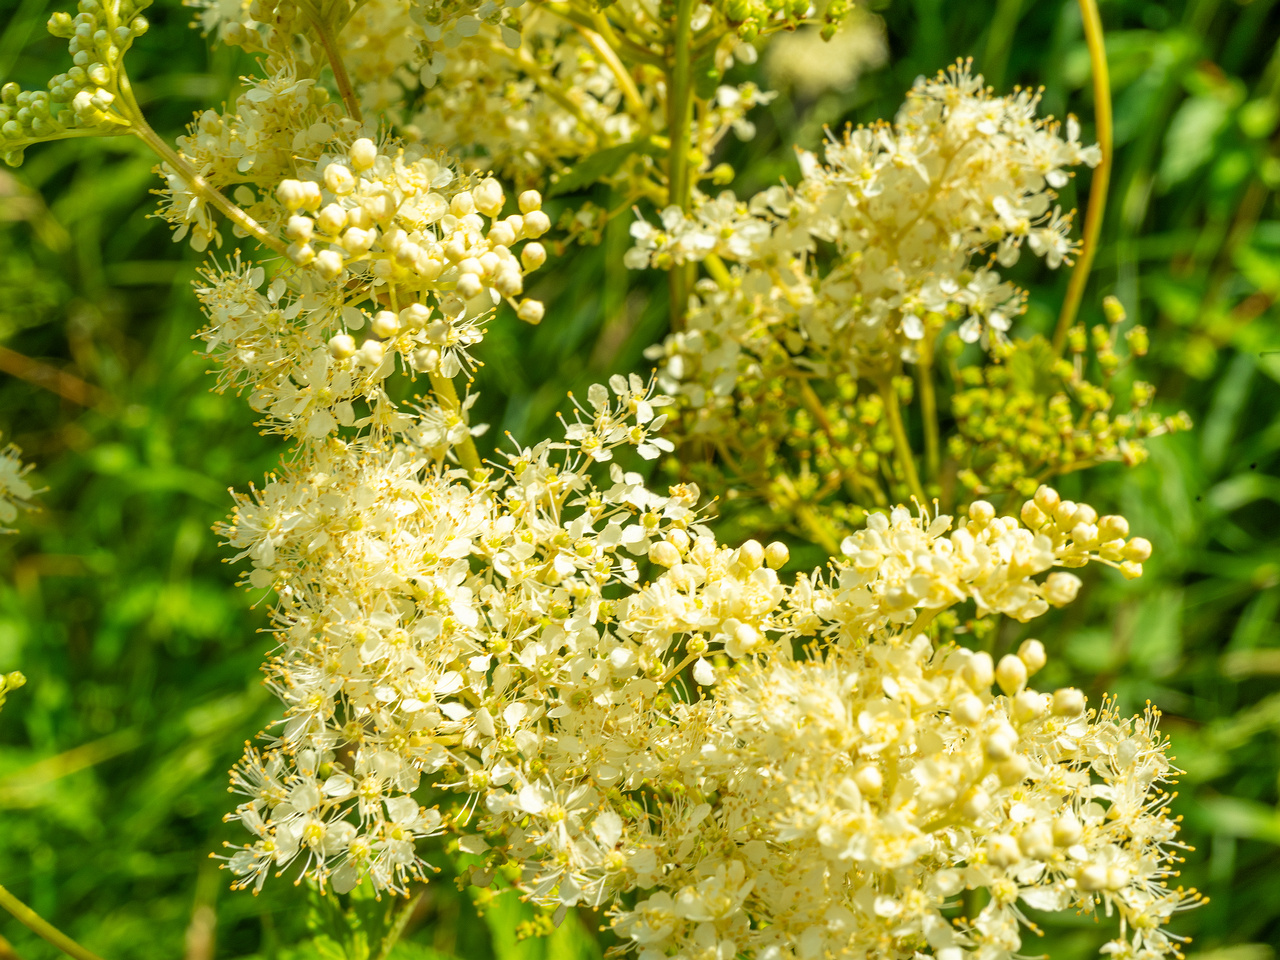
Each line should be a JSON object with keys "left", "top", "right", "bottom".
{"left": 0, "top": 0, "right": 151, "bottom": 165}
{"left": 278, "top": 138, "right": 549, "bottom": 324}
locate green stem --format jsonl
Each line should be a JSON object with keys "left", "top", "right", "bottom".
{"left": 308, "top": 9, "right": 364, "bottom": 123}
{"left": 128, "top": 115, "right": 288, "bottom": 256}
{"left": 0, "top": 885, "right": 106, "bottom": 960}
{"left": 374, "top": 892, "right": 424, "bottom": 960}
{"left": 665, "top": 0, "right": 696, "bottom": 329}
{"left": 877, "top": 378, "right": 926, "bottom": 505}
{"left": 575, "top": 24, "right": 647, "bottom": 120}
{"left": 428, "top": 371, "right": 484, "bottom": 477}
{"left": 704, "top": 253, "right": 732, "bottom": 288}
{"left": 916, "top": 353, "right": 941, "bottom": 483}
{"left": 1053, "top": 0, "right": 1112, "bottom": 353}
{"left": 538, "top": 1, "right": 666, "bottom": 66}
{"left": 798, "top": 380, "right": 887, "bottom": 506}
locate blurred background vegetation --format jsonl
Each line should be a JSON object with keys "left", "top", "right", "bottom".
{"left": 0, "top": 0, "right": 1278, "bottom": 959}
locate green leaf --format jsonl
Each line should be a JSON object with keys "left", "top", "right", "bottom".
{"left": 548, "top": 138, "right": 664, "bottom": 197}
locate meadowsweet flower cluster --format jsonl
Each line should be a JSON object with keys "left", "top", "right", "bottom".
{"left": 0, "top": 436, "right": 37, "bottom": 533}
{"left": 6, "top": 1, "right": 1199, "bottom": 958}
{"left": 451, "top": 493, "right": 1193, "bottom": 960}
{"left": 636, "top": 62, "right": 1100, "bottom": 376}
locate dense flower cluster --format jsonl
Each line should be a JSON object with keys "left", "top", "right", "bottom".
{"left": 0, "top": 436, "right": 37, "bottom": 533}
{"left": 636, "top": 62, "right": 1101, "bottom": 382}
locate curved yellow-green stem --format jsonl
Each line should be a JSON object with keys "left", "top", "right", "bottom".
{"left": 0, "top": 884, "right": 107, "bottom": 960}
{"left": 1053, "top": 0, "right": 1113, "bottom": 353}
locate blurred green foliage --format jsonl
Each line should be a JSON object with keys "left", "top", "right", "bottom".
{"left": 0, "top": 1, "right": 1278, "bottom": 960}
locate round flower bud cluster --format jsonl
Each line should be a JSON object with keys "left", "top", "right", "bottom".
{"left": 274, "top": 137, "right": 548, "bottom": 321}
{"left": 950, "top": 330, "right": 1190, "bottom": 500}
{"left": 636, "top": 61, "right": 1102, "bottom": 385}
{"left": 0, "top": 0, "right": 150, "bottom": 167}
{"left": 0, "top": 435, "right": 38, "bottom": 533}
{"left": 191, "top": 139, "right": 549, "bottom": 438}
{"left": 713, "top": 0, "right": 853, "bottom": 43}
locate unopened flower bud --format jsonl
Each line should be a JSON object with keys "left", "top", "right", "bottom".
{"left": 473, "top": 177, "right": 504, "bottom": 216}
{"left": 962, "top": 651, "right": 994, "bottom": 691}
{"left": 961, "top": 787, "right": 990, "bottom": 819}
{"left": 1052, "top": 687, "right": 1086, "bottom": 717}
{"left": 521, "top": 241, "right": 547, "bottom": 270}
{"left": 1120, "top": 560, "right": 1144, "bottom": 580}
{"left": 523, "top": 210, "right": 551, "bottom": 238}
{"left": 1123, "top": 537, "right": 1152, "bottom": 562}
{"left": 371, "top": 311, "right": 400, "bottom": 339}
{"left": 1020, "top": 500, "right": 1047, "bottom": 528}
{"left": 951, "top": 693, "right": 984, "bottom": 726}
{"left": 314, "top": 249, "right": 345, "bottom": 280}
{"left": 997, "top": 754, "right": 1030, "bottom": 785}
{"left": 1033, "top": 484, "right": 1060, "bottom": 514}
{"left": 457, "top": 272, "right": 483, "bottom": 299}
{"left": 285, "top": 215, "right": 314, "bottom": 241}
{"left": 995, "top": 654, "right": 1027, "bottom": 695}
{"left": 984, "top": 723, "right": 1018, "bottom": 761}
{"left": 517, "top": 299, "right": 544, "bottom": 325}
{"left": 1052, "top": 812, "right": 1083, "bottom": 846}
{"left": 1097, "top": 515, "right": 1130, "bottom": 541}
{"left": 648, "top": 541, "right": 681, "bottom": 567}
{"left": 341, "top": 227, "right": 376, "bottom": 255}
{"left": 518, "top": 190, "right": 541, "bottom": 214}
{"left": 316, "top": 203, "right": 347, "bottom": 235}
{"left": 968, "top": 500, "right": 995, "bottom": 524}
{"left": 450, "top": 191, "right": 476, "bottom": 217}
{"left": 287, "top": 242, "right": 315, "bottom": 265}
{"left": 327, "top": 333, "right": 356, "bottom": 359}
{"left": 765, "top": 541, "right": 789, "bottom": 569}
{"left": 987, "top": 834, "right": 1021, "bottom": 867}
{"left": 1012, "top": 689, "right": 1046, "bottom": 723}
{"left": 737, "top": 539, "right": 764, "bottom": 571}
{"left": 1017, "top": 638, "right": 1046, "bottom": 674}
{"left": 356, "top": 339, "right": 384, "bottom": 366}
{"left": 324, "top": 163, "right": 355, "bottom": 195}
{"left": 277, "top": 179, "right": 307, "bottom": 210}
{"left": 1072, "top": 503, "right": 1098, "bottom": 526}
{"left": 853, "top": 764, "right": 882, "bottom": 796}
{"left": 1019, "top": 823, "right": 1055, "bottom": 859}
{"left": 1043, "top": 571, "right": 1082, "bottom": 605}
{"left": 349, "top": 137, "right": 377, "bottom": 170}
{"left": 488, "top": 222, "right": 516, "bottom": 247}
{"left": 1076, "top": 863, "right": 1108, "bottom": 892}
{"left": 493, "top": 267, "right": 523, "bottom": 298}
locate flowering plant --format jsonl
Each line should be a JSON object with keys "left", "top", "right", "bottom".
{"left": 0, "top": 2, "right": 1202, "bottom": 960}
